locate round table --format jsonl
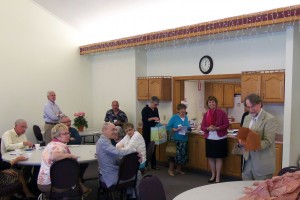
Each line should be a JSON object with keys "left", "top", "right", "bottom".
{"left": 173, "top": 181, "right": 258, "bottom": 200}
{"left": 2, "top": 145, "right": 97, "bottom": 166}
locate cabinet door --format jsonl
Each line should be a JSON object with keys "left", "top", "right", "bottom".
{"left": 149, "top": 79, "right": 162, "bottom": 99}
{"left": 213, "top": 84, "right": 224, "bottom": 107}
{"left": 222, "top": 139, "right": 242, "bottom": 177}
{"left": 187, "top": 135, "right": 201, "bottom": 168}
{"left": 137, "top": 79, "right": 149, "bottom": 100}
{"left": 198, "top": 137, "right": 208, "bottom": 170}
{"left": 262, "top": 73, "right": 285, "bottom": 103}
{"left": 223, "top": 84, "right": 234, "bottom": 107}
{"left": 234, "top": 84, "right": 241, "bottom": 94}
{"left": 205, "top": 82, "right": 213, "bottom": 107}
{"left": 241, "top": 74, "right": 261, "bottom": 101}
{"left": 274, "top": 143, "right": 282, "bottom": 176}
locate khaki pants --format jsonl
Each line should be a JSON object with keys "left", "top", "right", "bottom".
{"left": 44, "top": 124, "right": 55, "bottom": 144}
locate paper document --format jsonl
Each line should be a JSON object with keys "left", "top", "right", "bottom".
{"left": 179, "top": 126, "right": 187, "bottom": 135}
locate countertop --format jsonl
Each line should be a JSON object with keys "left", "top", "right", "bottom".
{"left": 190, "top": 129, "right": 283, "bottom": 144}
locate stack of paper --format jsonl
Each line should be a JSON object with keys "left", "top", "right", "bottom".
{"left": 237, "top": 127, "right": 261, "bottom": 151}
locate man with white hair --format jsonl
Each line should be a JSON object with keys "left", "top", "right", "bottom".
{"left": 1, "top": 119, "right": 33, "bottom": 153}
{"left": 43, "top": 90, "right": 64, "bottom": 144}
{"left": 96, "top": 122, "right": 134, "bottom": 188}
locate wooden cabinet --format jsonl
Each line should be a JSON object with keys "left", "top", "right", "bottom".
{"left": 187, "top": 134, "right": 207, "bottom": 170}
{"left": 222, "top": 139, "right": 242, "bottom": 177}
{"left": 137, "top": 77, "right": 172, "bottom": 101}
{"left": 261, "top": 73, "right": 285, "bottom": 103}
{"left": 274, "top": 143, "right": 283, "bottom": 176}
{"left": 241, "top": 72, "right": 285, "bottom": 103}
{"left": 137, "top": 79, "right": 149, "bottom": 100}
{"left": 223, "top": 84, "right": 235, "bottom": 107}
{"left": 234, "top": 84, "right": 241, "bottom": 94}
{"left": 205, "top": 82, "right": 234, "bottom": 107}
{"left": 156, "top": 133, "right": 282, "bottom": 178}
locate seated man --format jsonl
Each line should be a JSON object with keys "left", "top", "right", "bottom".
{"left": 60, "top": 116, "right": 82, "bottom": 145}
{"left": 116, "top": 123, "right": 146, "bottom": 169}
{"left": 104, "top": 101, "right": 128, "bottom": 127}
{"left": 96, "top": 122, "right": 135, "bottom": 188}
{"left": 1, "top": 119, "right": 33, "bottom": 153}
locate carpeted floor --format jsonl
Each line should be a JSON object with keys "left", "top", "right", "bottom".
{"left": 83, "top": 163, "right": 241, "bottom": 200}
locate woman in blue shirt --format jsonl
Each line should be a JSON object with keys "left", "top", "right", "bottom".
{"left": 167, "top": 103, "right": 190, "bottom": 176}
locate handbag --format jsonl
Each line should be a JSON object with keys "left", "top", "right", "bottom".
{"left": 231, "top": 142, "right": 244, "bottom": 155}
{"left": 165, "top": 130, "right": 176, "bottom": 157}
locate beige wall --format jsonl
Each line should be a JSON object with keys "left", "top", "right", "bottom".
{"left": 0, "top": 0, "right": 92, "bottom": 142}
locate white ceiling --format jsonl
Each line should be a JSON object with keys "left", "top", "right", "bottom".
{"left": 31, "top": 0, "right": 300, "bottom": 45}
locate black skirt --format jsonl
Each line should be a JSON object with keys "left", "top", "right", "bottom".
{"left": 205, "top": 138, "right": 228, "bottom": 158}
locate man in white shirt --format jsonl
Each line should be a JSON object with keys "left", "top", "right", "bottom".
{"left": 1, "top": 119, "right": 33, "bottom": 153}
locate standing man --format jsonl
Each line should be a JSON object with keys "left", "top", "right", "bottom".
{"left": 43, "top": 90, "right": 64, "bottom": 144}
{"left": 60, "top": 116, "right": 82, "bottom": 145}
{"left": 104, "top": 100, "right": 128, "bottom": 127}
{"left": 141, "top": 96, "right": 160, "bottom": 170}
{"left": 240, "top": 93, "right": 278, "bottom": 180}
{"left": 96, "top": 122, "right": 134, "bottom": 188}
{"left": 1, "top": 119, "right": 34, "bottom": 153}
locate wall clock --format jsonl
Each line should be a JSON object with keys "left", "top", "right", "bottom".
{"left": 199, "top": 55, "right": 213, "bottom": 74}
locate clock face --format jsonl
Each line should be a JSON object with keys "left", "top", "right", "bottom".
{"left": 199, "top": 56, "right": 213, "bottom": 74}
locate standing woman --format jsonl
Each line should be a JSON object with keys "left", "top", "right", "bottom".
{"left": 167, "top": 104, "right": 190, "bottom": 176}
{"left": 141, "top": 96, "right": 160, "bottom": 170}
{"left": 201, "top": 96, "right": 229, "bottom": 183}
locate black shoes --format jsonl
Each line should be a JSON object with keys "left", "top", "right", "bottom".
{"left": 208, "top": 178, "right": 216, "bottom": 183}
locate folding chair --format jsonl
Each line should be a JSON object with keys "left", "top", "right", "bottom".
{"left": 138, "top": 175, "right": 166, "bottom": 200}
{"left": 33, "top": 125, "right": 46, "bottom": 146}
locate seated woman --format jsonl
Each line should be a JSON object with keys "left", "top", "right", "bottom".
{"left": 37, "top": 123, "right": 91, "bottom": 194}
{"left": 116, "top": 122, "right": 146, "bottom": 169}
{"left": 0, "top": 155, "right": 35, "bottom": 199}
{"left": 111, "top": 126, "right": 124, "bottom": 146}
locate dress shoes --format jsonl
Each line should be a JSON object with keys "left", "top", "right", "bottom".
{"left": 208, "top": 178, "right": 216, "bottom": 183}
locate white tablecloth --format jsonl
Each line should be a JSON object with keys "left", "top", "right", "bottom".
{"left": 2, "top": 145, "right": 97, "bottom": 166}
{"left": 173, "top": 181, "right": 259, "bottom": 200}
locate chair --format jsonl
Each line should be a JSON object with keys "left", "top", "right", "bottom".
{"left": 48, "top": 158, "right": 82, "bottom": 200}
{"left": 278, "top": 166, "right": 300, "bottom": 176}
{"left": 138, "top": 175, "right": 166, "bottom": 200}
{"left": 0, "top": 138, "right": 23, "bottom": 199}
{"left": 33, "top": 125, "right": 46, "bottom": 146}
{"left": 140, "top": 141, "right": 155, "bottom": 174}
{"left": 97, "top": 152, "right": 140, "bottom": 200}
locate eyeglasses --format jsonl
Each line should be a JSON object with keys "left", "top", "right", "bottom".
{"left": 61, "top": 132, "right": 70, "bottom": 136}
{"left": 61, "top": 120, "right": 71, "bottom": 123}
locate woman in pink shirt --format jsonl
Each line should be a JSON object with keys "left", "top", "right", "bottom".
{"left": 37, "top": 124, "right": 91, "bottom": 194}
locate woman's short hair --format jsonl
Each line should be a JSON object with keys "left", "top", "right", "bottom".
{"left": 177, "top": 103, "right": 187, "bottom": 110}
{"left": 51, "top": 123, "right": 68, "bottom": 138}
{"left": 115, "top": 126, "right": 125, "bottom": 137}
{"left": 123, "top": 123, "right": 134, "bottom": 130}
{"left": 206, "top": 96, "right": 218, "bottom": 107}
{"left": 150, "top": 96, "right": 160, "bottom": 104}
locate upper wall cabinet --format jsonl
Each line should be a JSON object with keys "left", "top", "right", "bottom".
{"left": 205, "top": 82, "right": 236, "bottom": 108}
{"left": 137, "top": 77, "right": 172, "bottom": 101}
{"left": 241, "top": 71, "right": 285, "bottom": 103}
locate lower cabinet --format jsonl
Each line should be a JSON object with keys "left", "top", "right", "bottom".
{"left": 156, "top": 133, "right": 282, "bottom": 178}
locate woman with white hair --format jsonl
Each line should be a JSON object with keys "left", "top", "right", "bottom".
{"left": 37, "top": 123, "right": 91, "bottom": 194}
